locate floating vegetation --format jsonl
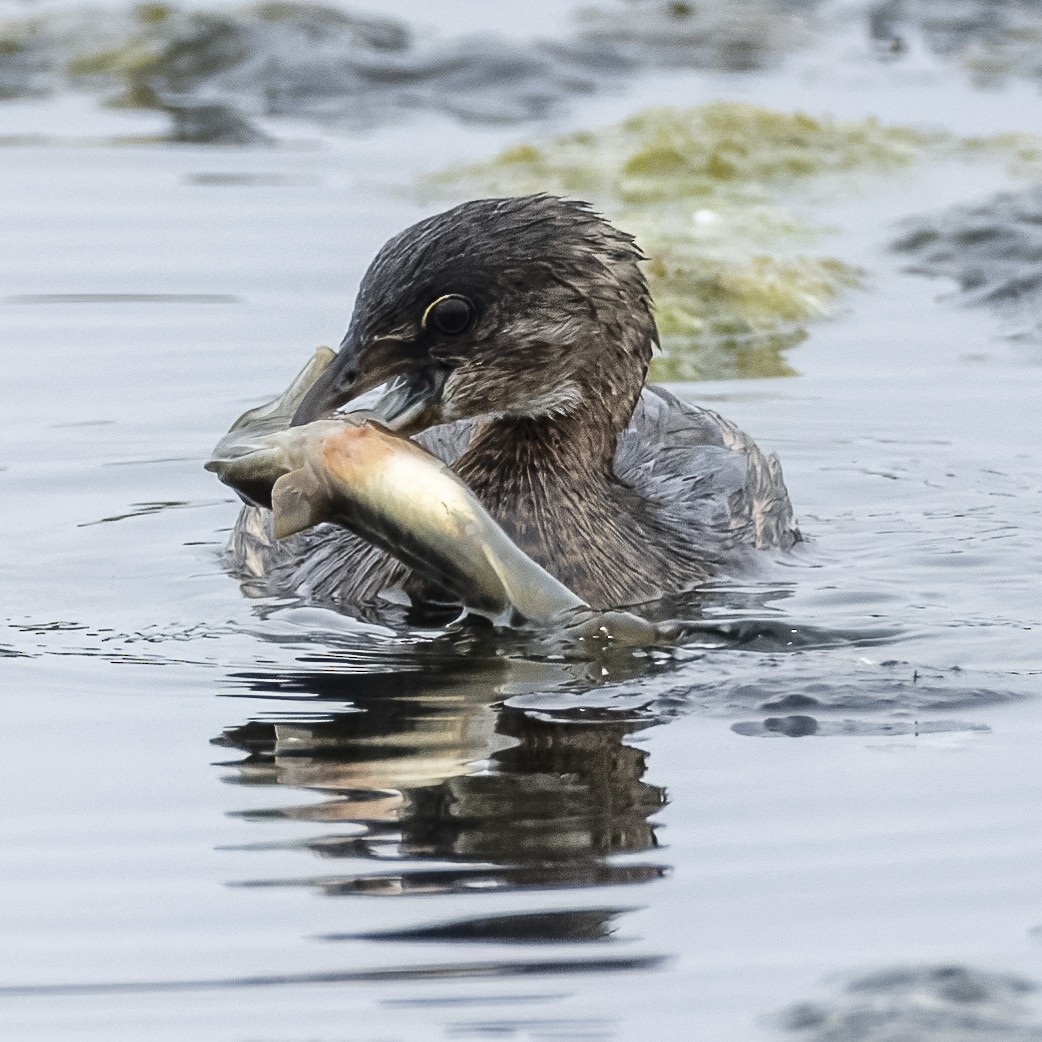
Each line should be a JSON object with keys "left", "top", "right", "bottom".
{"left": 649, "top": 253, "right": 861, "bottom": 380}
{"left": 894, "top": 183, "right": 1042, "bottom": 348}
{"left": 432, "top": 104, "right": 957, "bottom": 380}
{"left": 7, "top": 0, "right": 1042, "bottom": 139}
{"left": 0, "top": 0, "right": 820, "bottom": 141}
{"left": 775, "top": 964, "right": 1042, "bottom": 1042}
{"left": 0, "top": 2, "right": 574, "bottom": 135}
{"left": 457, "top": 105, "right": 941, "bottom": 201}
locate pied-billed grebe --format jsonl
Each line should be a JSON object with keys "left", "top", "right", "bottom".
{"left": 230, "top": 194, "right": 799, "bottom": 613}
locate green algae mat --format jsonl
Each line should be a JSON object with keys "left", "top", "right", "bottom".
{"left": 432, "top": 103, "right": 1040, "bottom": 381}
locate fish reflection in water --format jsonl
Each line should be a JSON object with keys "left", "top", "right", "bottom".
{"left": 214, "top": 666, "right": 668, "bottom": 946}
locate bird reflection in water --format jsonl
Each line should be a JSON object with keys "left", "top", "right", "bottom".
{"left": 213, "top": 657, "right": 669, "bottom": 947}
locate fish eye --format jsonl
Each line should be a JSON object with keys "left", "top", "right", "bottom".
{"left": 423, "top": 294, "right": 475, "bottom": 336}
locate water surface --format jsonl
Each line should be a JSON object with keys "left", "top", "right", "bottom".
{"left": 2, "top": 2, "right": 1042, "bottom": 1039}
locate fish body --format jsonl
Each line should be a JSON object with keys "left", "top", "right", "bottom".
{"left": 269, "top": 418, "right": 586, "bottom": 625}
{"left": 207, "top": 351, "right": 657, "bottom": 641}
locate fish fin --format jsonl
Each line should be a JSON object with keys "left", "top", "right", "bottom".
{"left": 478, "top": 541, "right": 584, "bottom": 625}
{"left": 271, "top": 469, "right": 328, "bottom": 539}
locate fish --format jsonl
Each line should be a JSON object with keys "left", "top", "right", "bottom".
{"left": 206, "top": 350, "right": 661, "bottom": 644}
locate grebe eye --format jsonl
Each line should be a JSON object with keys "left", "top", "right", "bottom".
{"left": 423, "top": 294, "right": 475, "bottom": 336}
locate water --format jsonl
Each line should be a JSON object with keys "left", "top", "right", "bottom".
{"left": 2, "top": 2, "right": 1042, "bottom": 1039}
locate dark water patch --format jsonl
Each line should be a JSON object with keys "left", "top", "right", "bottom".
{"left": 2, "top": 615, "right": 243, "bottom": 666}
{"left": 0, "top": 134, "right": 50, "bottom": 146}
{"left": 0, "top": 955, "right": 667, "bottom": 999}
{"left": 9, "top": 618, "right": 90, "bottom": 635}
{"left": 655, "top": 656, "right": 1023, "bottom": 716}
{"left": 102, "top": 455, "right": 208, "bottom": 466}
{"left": 732, "top": 715, "right": 989, "bottom": 738}
{"left": 0, "top": 132, "right": 171, "bottom": 146}
{"left": 759, "top": 692, "right": 821, "bottom": 710}
{"left": 679, "top": 666, "right": 1021, "bottom": 716}
{"left": 894, "top": 184, "right": 1042, "bottom": 347}
{"left": 182, "top": 170, "right": 314, "bottom": 185}
{"left": 323, "top": 907, "right": 635, "bottom": 944}
{"left": 668, "top": 616, "right": 903, "bottom": 651}
{"left": 867, "top": 0, "right": 1042, "bottom": 90}
{"left": 445, "top": 1018, "right": 614, "bottom": 1041}
{"left": 232, "top": 864, "right": 666, "bottom": 898}
{"left": 5, "top": 292, "right": 239, "bottom": 304}
{"left": 51, "top": 418, "right": 117, "bottom": 428}
{"left": 166, "top": 99, "right": 271, "bottom": 144}
{"left": 384, "top": 993, "right": 571, "bottom": 1008}
{"left": 774, "top": 964, "right": 1042, "bottom": 1041}
{"left": 78, "top": 498, "right": 227, "bottom": 526}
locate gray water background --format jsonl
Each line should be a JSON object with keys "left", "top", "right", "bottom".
{"left": 2, "top": 1, "right": 1042, "bottom": 1039}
